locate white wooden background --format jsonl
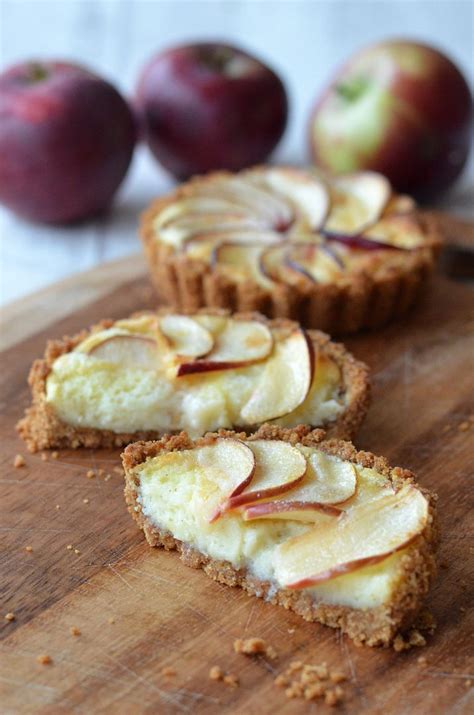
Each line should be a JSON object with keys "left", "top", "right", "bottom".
{"left": 0, "top": 0, "right": 473, "bottom": 305}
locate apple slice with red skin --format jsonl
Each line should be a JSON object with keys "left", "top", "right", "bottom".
{"left": 285, "top": 242, "right": 345, "bottom": 283}
{"left": 212, "top": 241, "right": 276, "bottom": 289}
{"left": 274, "top": 484, "right": 429, "bottom": 589}
{"left": 241, "top": 327, "right": 314, "bottom": 423}
{"left": 243, "top": 451, "right": 357, "bottom": 522}
{"left": 191, "top": 438, "right": 256, "bottom": 523}
{"left": 159, "top": 315, "right": 214, "bottom": 358}
{"left": 322, "top": 230, "right": 405, "bottom": 252}
{"left": 260, "top": 243, "right": 303, "bottom": 285}
{"left": 88, "top": 335, "right": 159, "bottom": 369}
{"left": 328, "top": 171, "right": 391, "bottom": 234}
{"left": 213, "top": 439, "right": 307, "bottom": 520}
{"left": 260, "top": 167, "right": 330, "bottom": 230}
{"left": 176, "top": 319, "right": 273, "bottom": 376}
{"left": 155, "top": 197, "right": 251, "bottom": 228}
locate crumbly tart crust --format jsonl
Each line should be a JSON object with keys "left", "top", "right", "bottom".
{"left": 17, "top": 309, "right": 369, "bottom": 452}
{"left": 140, "top": 170, "right": 442, "bottom": 335}
{"left": 123, "top": 425, "right": 438, "bottom": 647}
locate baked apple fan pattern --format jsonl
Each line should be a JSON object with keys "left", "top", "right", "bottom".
{"left": 141, "top": 167, "right": 441, "bottom": 334}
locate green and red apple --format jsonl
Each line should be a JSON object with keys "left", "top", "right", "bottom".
{"left": 309, "top": 40, "right": 473, "bottom": 200}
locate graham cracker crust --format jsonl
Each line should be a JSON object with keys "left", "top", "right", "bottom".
{"left": 123, "top": 425, "right": 438, "bottom": 647}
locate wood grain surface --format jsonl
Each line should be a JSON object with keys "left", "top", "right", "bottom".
{"left": 1, "top": 222, "right": 473, "bottom": 714}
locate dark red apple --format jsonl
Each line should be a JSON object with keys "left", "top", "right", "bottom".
{"left": 136, "top": 42, "right": 288, "bottom": 179}
{"left": 309, "top": 40, "right": 473, "bottom": 200}
{"left": 0, "top": 61, "right": 136, "bottom": 224}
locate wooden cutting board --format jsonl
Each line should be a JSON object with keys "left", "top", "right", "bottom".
{"left": 1, "top": 214, "right": 473, "bottom": 714}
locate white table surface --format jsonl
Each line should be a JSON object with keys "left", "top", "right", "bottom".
{"left": 1, "top": 0, "right": 473, "bottom": 306}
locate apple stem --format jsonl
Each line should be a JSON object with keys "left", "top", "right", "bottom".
{"left": 27, "top": 63, "right": 49, "bottom": 83}
{"left": 334, "top": 77, "right": 368, "bottom": 102}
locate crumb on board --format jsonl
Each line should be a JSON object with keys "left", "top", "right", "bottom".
{"left": 41, "top": 453, "right": 48, "bottom": 461}
{"left": 209, "top": 666, "right": 239, "bottom": 687}
{"left": 466, "top": 679, "right": 472, "bottom": 688}
{"left": 74, "top": 549, "right": 81, "bottom": 555}
{"left": 161, "top": 666, "right": 176, "bottom": 677}
{"left": 393, "top": 629, "right": 427, "bottom": 652}
{"left": 108, "top": 617, "right": 115, "bottom": 624}
{"left": 113, "top": 467, "right": 123, "bottom": 475}
{"left": 51, "top": 451, "right": 59, "bottom": 459}
{"left": 37, "top": 654, "right": 52, "bottom": 665}
{"left": 70, "top": 626, "right": 81, "bottom": 636}
{"left": 277, "top": 661, "right": 347, "bottom": 704}
{"left": 458, "top": 421, "right": 470, "bottom": 432}
{"left": 13, "top": 454, "right": 25, "bottom": 468}
{"left": 104, "top": 474, "right": 112, "bottom": 481}
{"left": 233, "top": 637, "right": 277, "bottom": 659}
{"left": 417, "top": 656, "right": 428, "bottom": 666}
{"left": 55, "top": 505, "right": 60, "bottom": 510}
{"left": 86, "top": 470, "right": 95, "bottom": 479}
{"left": 66, "top": 545, "right": 73, "bottom": 550}
{"left": 223, "top": 674, "right": 239, "bottom": 688}
{"left": 97, "top": 468, "right": 105, "bottom": 477}
{"left": 83, "top": 498, "right": 89, "bottom": 504}
{"left": 4, "top": 613, "right": 15, "bottom": 622}
{"left": 209, "top": 665, "right": 224, "bottom": 681}
{"left": 25, "top": 545, "right": 33, "bottom": 552}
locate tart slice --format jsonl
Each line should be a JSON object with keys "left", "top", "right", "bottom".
{"left": 141, "top": 166, "right": 441, "bottom": 334}
{"left": 123, "top": 425, "right": 437, "bottom": 646}
{"left": 17, "top": 310, "right": 369, "bottom": 451}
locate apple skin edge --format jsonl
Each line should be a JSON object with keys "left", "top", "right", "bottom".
{"left": 0, "top": 61, "right": 136, "bottom": 224}
{"left": 308, "top": 39, "right": 473, "bottom": 201}
{"left": 285, "top": 532, "right": 420, "bottom": 590}
{"left": 243, "top": 500, "right": 343, "bottom": 520}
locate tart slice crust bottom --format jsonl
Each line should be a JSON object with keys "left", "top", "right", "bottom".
{"left": 123, "top": 425, "right": 438, "bottom": 647}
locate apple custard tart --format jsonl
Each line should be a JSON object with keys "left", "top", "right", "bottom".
{"left": 17, "top": 310, "right": 369, "bottom": 451}
{"left": 123, "top": 425, "right": 437, "bottom": 646}
{"left": 141, "top": 166, "right": 441, "bottom": 334}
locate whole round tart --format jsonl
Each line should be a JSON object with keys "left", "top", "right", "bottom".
{"left": 141, "top": 167, "right": 441, "bottom": 334}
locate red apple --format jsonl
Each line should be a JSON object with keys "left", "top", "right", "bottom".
{"left": 309, "top": 40, "right": 473, "bottom": 200}
{"left": 0, "top": 60, "right": 136, "bottom": 223}
{"left": 136, "top": 42, "right": 288, "bottom": 179}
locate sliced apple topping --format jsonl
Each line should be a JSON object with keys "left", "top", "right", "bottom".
{"left": 261, "top": 168, "right": 329, "bottom": 230}
{"left": 188, "top": 438, "right": 256, "bottom": 523}
{"left": 243, "top": 451, "right": 355, "bottom": 522}
{"left": 285, "top": 242, "right": 344, "bottom": 283}
{"left": 213, "top": 242, "right": 275, "bottom": 288}
{"left": 325, "top": 171, "right": 391, "bottom": 236}
{"left": 243, "top": 450, "right": 357, "bottom": 522}
{"left": 159, "top": 315, "right": 214, "bottom": 358}
{"left": 221, "top": 439, "right": 307, "bottom": 513}
{"left": 176, "top": 319, "right": 273, "bottom": 376}
{"left": 88, "top": 335, "right": 159, "bottom": 370}
{"left": 274, "top": 484, "right": 429, "bottom": 589}
{"left": 194, "top": 177, "right": 293, "bottom": 229}
{"left": 154, "top": 197, "right": 249, "bottom": 229}
{"left": 241, "top": 328, "right": 314, "bottom": 423}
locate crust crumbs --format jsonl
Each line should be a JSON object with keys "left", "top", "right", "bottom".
{"left": 233, "top": 637, "right": 277, "bottom": 660}
{"left": 13, "top": 454, "right": 25, "bottom": 468}
{"left": 275, "top": 661, "right": 346, "bottom": 704}
{"left": 37, "top": 654, "right": 52, "bottom": 665}
{"left": 122, "top": 426, "right": 438, "bottom": 647}
{"left": 17, "top": 309, "right": 370, "bottom": 452}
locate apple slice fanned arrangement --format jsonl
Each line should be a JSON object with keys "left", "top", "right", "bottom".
{"left": 17, "top": 310, "right": 369, "bottom": 452}
{"left": 123, "top": 427, "right": 437, "bottom": 647}
{"left": 142, "top": 166, "right": 441, "bottom": 334}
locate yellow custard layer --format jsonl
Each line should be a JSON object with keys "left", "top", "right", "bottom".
{"left": 45, "top": 318, "right": 345, "bottom": 437}
{"left": 136, "top": 445, "right": 408, "bottom": 609}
